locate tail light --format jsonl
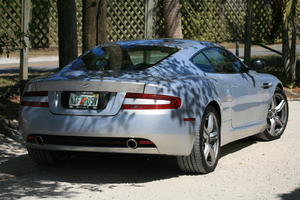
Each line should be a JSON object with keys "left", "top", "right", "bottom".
{"left": 121, "top": 93, "right": 181, "bottom": 110}
{"left": 21, "top": 91, "right": 49, "bottom": 108}
{"left": 22, "top": 91, "right": 48, "bottom": 97}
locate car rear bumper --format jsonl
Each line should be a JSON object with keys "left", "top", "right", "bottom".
{"left": 20, "top": 107, "right": 197, "bottom": 156}
{"left": 26, "top": 143, "right": 160, "bottom": 154}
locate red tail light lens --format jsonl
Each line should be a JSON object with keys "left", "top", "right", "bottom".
{"left": 121, "top": 93, "right": 181, "bottom": 110}
{"left": 23, "top": 91, "right": 48, "bottom": 97}
{"left": 21, "top": 101, "right": 49, "bottom": 107}
{"left": 138, "top": 140, "right": 154, "bottom": 145}
{"left": 21, "top": 91, "right": 49, "bottom": 108}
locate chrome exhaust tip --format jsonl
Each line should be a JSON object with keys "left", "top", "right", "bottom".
{"left": 126, "top": 139, "right": 138, "bottom": 149}
{"left": 35, "top": 136, "right": 44, "bottom": 145}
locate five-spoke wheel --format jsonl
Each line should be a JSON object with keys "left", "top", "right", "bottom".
{"left": 203, "top": 112, "right": 220, "bottom": 167}
{"left": 258, "top": 87, "right": 288, "bottom": 140}
{"left": 177, "top": 106, "right": 220, "bottom": 174}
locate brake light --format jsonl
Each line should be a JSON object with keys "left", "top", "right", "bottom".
{"left": 23, "top": 91, "right": 48, "bottom": 97}
{"left": 121, "top": 93, "right": 181, "bottom": 110}
{"left": 21, "top": 101, "right": 49, "bottom": 107}
{"left": 21, "top": 91, "right": 49, "bottom": 108}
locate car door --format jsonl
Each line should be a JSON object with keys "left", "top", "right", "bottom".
{"left": 192, "top": 47, "right": 266, "bottom": 128}
{"left": 245, "top": 70, "right": 274, "bottom": 119}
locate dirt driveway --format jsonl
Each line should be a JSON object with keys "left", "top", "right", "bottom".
{"left": 0, "top": 101, "right": 299, "bottom": 200}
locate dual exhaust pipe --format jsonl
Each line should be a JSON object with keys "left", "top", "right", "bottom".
{"left": 126, "top": 139, "right": 138, "bottom": 149}
{"left": 30, "top": 136, "right": 145, "bottom": 149}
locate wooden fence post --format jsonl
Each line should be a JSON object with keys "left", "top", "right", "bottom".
{"left": 145, "top": 0, "right": 154, "bottom": 38}
{"left": 244, "top": 0, "right": 253, "bottom": 66}
{"left": 20, "top": 0, "right": 31, "bottom": 81}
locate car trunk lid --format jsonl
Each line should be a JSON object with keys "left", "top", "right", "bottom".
{"left": 25, "top": 78, "right": 146, "bottom": 116}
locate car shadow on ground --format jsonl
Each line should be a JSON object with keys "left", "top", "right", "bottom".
{"left": 0, "top": 153, "right": 181, "bottom": 199}
{"left": 220, "top": 136, "right": 258, "bottom": 158}
{"left": 278, "top": 187, "right": 300, "bottom": 200}
{"left": 0, "top": 137, "right": 258, "bottom": 199}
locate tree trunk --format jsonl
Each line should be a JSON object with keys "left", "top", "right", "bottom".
{"left": 82, "top": 0, "right": 107, "bottom": 53}
{"left": 96, "top": 0, "right": 107, "bottom": 44}
{"left": 282, "top": 16, "right": 298, "bottom": 87}
{"left": 244, "top": 0, "right": 253, "bottom": 66}
{"left": 282, "top": 0, "right": 298, "bottom": 87}
{"left": 282, "top": 19, "right": 290, "bottom": 80}
{"left": 270, "top": 0, "right": 283, "bottom": 43}
{"left": 289, "top": 20, "right": 297, "bottom": 82}
{"left": 282, "top": 21, "right": 297, "bottom": 86}
{"left": 163, "top": 0, "right": 183, "bottom": 38}
{"left": 82, "top": 0, "right": 97, "bottom": 52}
{"left": 57, "top": 0, "right": 78, "bottom": 69}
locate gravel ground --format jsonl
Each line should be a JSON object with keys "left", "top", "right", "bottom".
{"left": 0, "top": 101, "right": 299, "bottom": 200}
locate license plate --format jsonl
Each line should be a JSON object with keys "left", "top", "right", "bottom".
{"left": 68, "top": 92, "right": 99, "bottom": 109}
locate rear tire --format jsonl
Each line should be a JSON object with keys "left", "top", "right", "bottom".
{"left": 256, "top": 87, "right": 289, "bottom": 141}
{"left": 27, "top": 148, "right": 70, "bottom": 165}
{"left": 177, "top": 106, "right": 221, "bottom": 174}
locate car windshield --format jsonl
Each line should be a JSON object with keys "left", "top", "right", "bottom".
{"left": 77, "top": 45, "right": 178, "bottom": 71}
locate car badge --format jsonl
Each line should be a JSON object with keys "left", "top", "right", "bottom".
{"left": 80, "top": 83, "right": 90, "bottom": 88}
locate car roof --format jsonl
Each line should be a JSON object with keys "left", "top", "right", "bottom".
{"left": 103, "top": 39, "right": 220, "bottom": 51}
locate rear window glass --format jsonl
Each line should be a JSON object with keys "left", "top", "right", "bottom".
{"left": 79, "top": 45, "right": 178, "bottom": 71}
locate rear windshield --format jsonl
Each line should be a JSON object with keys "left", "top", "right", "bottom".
{"left": 79, "top": 45, "right": 178, "bottom": 71}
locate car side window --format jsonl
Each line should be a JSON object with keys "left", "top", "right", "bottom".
{"left": 202, "top": 48, "right": 242, "bottom": 73}
{"left": 191, "top": 52, "right": 214, "bottom": 72}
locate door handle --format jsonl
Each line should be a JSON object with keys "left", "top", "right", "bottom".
{"left": 261, "top": 82, "right": 272, "bottom": 89}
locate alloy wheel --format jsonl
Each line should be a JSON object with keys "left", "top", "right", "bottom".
{"left": 202, "top": 112, "right": 220, "bottom": 167}
{"left": 267, "top": 93, "right": 288, "bottom": 136}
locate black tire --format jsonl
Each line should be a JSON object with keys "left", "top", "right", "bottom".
{"left": 27, "top": 148, "right": 70, "bottom": 165}
{"left": 177, "top": 106, "right": 221, "bottom": 174}
{"left": 256, "top": 87, "right": 289, "bottom": 141}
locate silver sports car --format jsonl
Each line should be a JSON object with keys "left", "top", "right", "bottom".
{"left": 20, "top": 39, "right": 289, "bottom": 174}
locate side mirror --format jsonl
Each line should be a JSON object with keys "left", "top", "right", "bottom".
{"left": 250, "top": 59, "right": 266, "bottom": 70}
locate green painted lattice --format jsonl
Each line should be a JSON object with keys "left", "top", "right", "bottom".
{"left": 0, "top": 0, "right": 299, "bottom": 49}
